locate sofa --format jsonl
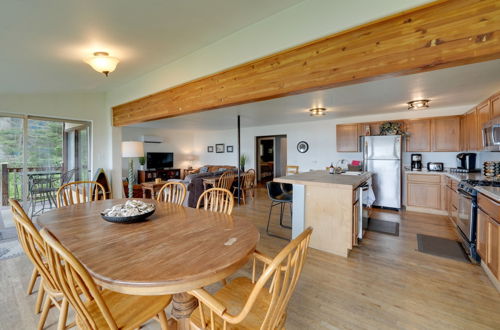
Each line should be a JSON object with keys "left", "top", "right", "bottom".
{"left": 170, "top": 165, "right": 236, "bottom": 208}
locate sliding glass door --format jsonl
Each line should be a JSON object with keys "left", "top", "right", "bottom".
{"left": 0, "top": 114, "right": 91, "bottom": 218}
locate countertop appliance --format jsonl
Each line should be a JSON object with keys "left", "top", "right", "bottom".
{"left": 456, "top": 179, "right": 500, "bottom": 262}
{"left": 362, "top": 135, "right": 402, "bottom": 209}
{"left": 456, "top": 153, "right": 476, "bottom": 171}
{"left": 482, "top": 117, "right": 500, "bottom": 151}
{"left": 427, "top": 162, "right": 444, "bottom": 172}
{"left": 411, "top": 154, "right": 422, "bottom": 171}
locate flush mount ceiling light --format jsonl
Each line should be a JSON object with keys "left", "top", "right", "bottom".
{"left": 407, "top": 99, "right": 430, "bottom": 110}
{"left": 84, "top": 52, "right": 119, "bottom": 76}
{"left": 309, "top": 107, "right": 327, "bottom": 116}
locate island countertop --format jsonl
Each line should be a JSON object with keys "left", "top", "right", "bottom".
{"left": 274, "top": 170, "right": 371, "bottom": 189}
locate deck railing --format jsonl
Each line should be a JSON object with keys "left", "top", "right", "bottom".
{"left": 1, "top": 164, "right": 63, "bottom": 206}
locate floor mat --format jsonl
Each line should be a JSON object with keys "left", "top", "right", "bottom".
{"left": 0, "top": 227, "right": 18, "bottom": 241}
{"left": 416, "top": 234, "right": 469, "bottom": 263}
{"left": 367, "top": 218, "right": 399, "bottom": 236}
{"left": 0, "top": 239, "right": 23, "bottom": 260}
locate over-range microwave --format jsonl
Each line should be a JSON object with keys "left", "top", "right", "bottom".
{"left": 482, "top": 117, "right": 500, "bottom": 151}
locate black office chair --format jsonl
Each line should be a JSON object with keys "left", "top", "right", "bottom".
{"left": 266, "top": 181, "right": 292, "bottom": 240}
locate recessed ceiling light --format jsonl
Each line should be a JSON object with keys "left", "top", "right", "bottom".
{"left": 84, "top": 51, "right": 119, "bottom": 76}
{"left": 309, "top": 107, "right": 327, "bottom": 116}
{"left": 407, "top": 99, "right": 430, "bottom": 110}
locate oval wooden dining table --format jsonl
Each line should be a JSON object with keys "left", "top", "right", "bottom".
{"left": 37, "top": 198, "right": 260, "bottom": 329}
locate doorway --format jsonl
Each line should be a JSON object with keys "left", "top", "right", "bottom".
{"left": 255, "top": 135, "right": 287, "bottom": 183}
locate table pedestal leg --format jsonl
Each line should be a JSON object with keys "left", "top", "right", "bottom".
{"left": 172, "top": 292, "right": 198, "bottom": 330}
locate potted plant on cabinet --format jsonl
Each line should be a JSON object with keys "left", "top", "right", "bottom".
{"left": 138, "top": 156, "right": 146, "bottom": 170}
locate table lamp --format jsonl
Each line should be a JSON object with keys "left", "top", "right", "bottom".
{"left": 122, "top": 141, "right": 144, "bottom": 198}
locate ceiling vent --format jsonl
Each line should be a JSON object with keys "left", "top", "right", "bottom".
{"left": 141, "top": 135, "right": 164, "bottom": 144}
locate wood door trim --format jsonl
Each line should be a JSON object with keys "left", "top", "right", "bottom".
{"left": 112, "top": 0, "right": 500, "bottom": 126}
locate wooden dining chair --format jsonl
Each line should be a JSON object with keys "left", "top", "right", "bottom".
{"left": 189, "top": 227, "right": 313, "bottom": 329}
{"left": 56, "top": 181, "right": 106, "bottom": 207}
{"left": 196, "top": 188, "right": 234, "bottom": 215}
{"left": 41, "top": 228, "right": 172, "bottom": 330}
{"left": 286, "top": 165, "right": 299, "bottom": 175}
{"left": 232, "top": 169, "right": 256, "bottom": 204}
{"left": 9, "top": 199, "right": 72, "bottom": 330}
{"left": 157, "top": 181, "right": 187, "bottom": 205}
{"left": 216, "top": 171, "right": 236, "bottom": 191}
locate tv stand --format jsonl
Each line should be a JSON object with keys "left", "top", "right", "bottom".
{"left": 138, "top": 169, "right": 181, "bottom": 183}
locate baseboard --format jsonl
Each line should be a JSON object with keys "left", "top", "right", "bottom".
{"left": 405, "top": 206, "right": 448, "bottom": 216}
{"left": 481, "top": 261, "right": 500, "bottom": 293}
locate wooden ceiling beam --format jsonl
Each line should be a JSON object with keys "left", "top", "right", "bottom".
{"left": 113, "top": 0, "right": 500, "bottom": 126}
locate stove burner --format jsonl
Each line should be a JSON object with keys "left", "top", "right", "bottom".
{"left": 461, "top": 179, "right": 500, "bottom": 187}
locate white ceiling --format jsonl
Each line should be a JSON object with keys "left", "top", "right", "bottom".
{"left": 0, "top": 0, "right": 303, "bottom": 93}
{"left": 130, "top": 60, "right": 500, "bottom": 130}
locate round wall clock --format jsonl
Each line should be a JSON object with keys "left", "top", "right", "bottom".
{"left": 297, "top": 141, "right": 309, "bottom": 153}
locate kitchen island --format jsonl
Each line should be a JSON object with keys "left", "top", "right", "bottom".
{"left": 275, "top": 170, "right": 371, "bottom": 257}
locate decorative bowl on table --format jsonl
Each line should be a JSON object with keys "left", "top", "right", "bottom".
{"left": 101, "top": 200, "right": 156, "bottom": 224}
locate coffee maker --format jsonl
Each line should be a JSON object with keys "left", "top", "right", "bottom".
{"left": 456, "top": 153, "right": 477, "bottom": 172}
{"left": 411, "top": 154, "right": 422, "bottom": 171}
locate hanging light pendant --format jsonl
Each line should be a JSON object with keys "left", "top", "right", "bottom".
{"left": 84, "top": 52, "right": 119, "bottom": 76}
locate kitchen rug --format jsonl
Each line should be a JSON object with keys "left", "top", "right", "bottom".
{"left": 0, "top": 239, "right": 23, "bottom": 260}
{"left": 367, "top": 218, "right": 399, "bottom": 236}
{"left": 416, "top": 234, "right": 469, "bottom": 263}
{"left": 0, "top": 227, "right": 18, "bottom": 241}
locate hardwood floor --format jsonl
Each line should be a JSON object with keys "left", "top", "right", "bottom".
{"left": 1, "top": 187, "right": 500, "bottom": 329}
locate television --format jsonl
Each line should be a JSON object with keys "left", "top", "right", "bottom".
{"left": 147, "top": 152, "right": 174, "bottom": 169}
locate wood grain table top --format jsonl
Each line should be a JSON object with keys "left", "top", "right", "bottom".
{"left": 37, "top": 198, "right": 259, "bottom": 295}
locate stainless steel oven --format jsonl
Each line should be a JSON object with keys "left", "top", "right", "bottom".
{"left": 456, "top": 182, "right": 479, "bottom": 261}
{"left": 457, "top": 188, "right": 474, "bottom": 241}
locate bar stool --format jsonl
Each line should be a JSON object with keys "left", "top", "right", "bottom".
{"left": 266, "top": 181, "right": 292, "bottom": 240}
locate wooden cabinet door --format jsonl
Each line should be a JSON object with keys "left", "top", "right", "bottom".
{"left": 336, "top": 124, "right": 359, "bottom": 152}
{"left": 491, "top": 94, "right": 500, "bottom": 119}
{"left": 466, "top": 110, "right": 478, "bottom": 150}
{"left": 431, "top": 116, "right": 460, "bottom": 151}
{"left": 477, "top": 208, "right": 489, "bottom": 260}
{"left": 487, "top": 218, "right": 499, "bottom": 280}
{"left": 460, "top": 115, "right": 468, "bottom": 151}
{"left": 407, "top": 182, "right": 441, "bottom": 209}
{"left": 476, "top": 101, "right": 491, "bottom": 149}
{"left": 406, "top": 119, "right": 431, "bottom": 152}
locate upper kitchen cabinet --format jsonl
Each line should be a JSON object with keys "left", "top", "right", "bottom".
{"left": 406, "top": 119, "right": 431, "bottom": 152}
{"left": 465, "top": 109, "right": 479, "bottom": 151}
{"left": 476, "top": 100, "right": 491, "bottom": 149}
{"left": 336, "top": 124, "right": 359, "bottom": 152}
{"left": 431, "top": 116, "right": 461, "bottom": 152}
{"left": 491, "top": 92, "right": 500, "bottom": 119}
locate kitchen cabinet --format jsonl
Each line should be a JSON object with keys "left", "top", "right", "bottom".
{"left": 406, "top": 119, "right": 431, "bottom": 152}
{"left": 358, "top": 122, "right": 382, "bottom": 136}
{"left": 477, "top": 193, "right": 500, "bottom": 282}
{"left": 477, "top": 208, "right": 489, "bottom": 261}
{"left": 491, "top": 93, "right": 500, "bottom": 119}
{"left": 476, "top": 100, "right": 491, "bottom": 149}
{"left": 465, "top": 110, "right": 478, "bottom": 151}
{"left": 431, "top": 116, "right": 460, "bottom": 151}
{"left": 336, "top": 124, "right": 359, "bottom": 152}
{"left": 445, "top": 177, "right": 459, "bottom": 224}
{"left": 406, "top": 174, "right": 442, "bottom": 210}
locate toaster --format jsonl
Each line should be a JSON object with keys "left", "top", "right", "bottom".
{"left": 427, "top": 162, "right": 444, "bottom": 172}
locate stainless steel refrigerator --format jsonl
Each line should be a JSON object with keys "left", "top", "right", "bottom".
{"left": 362, "top": 135, "right": 402, "bottom": 209}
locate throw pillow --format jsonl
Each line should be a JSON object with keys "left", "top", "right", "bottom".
{"left": 200, "top": 166, "right": 209, "bottom": 173}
